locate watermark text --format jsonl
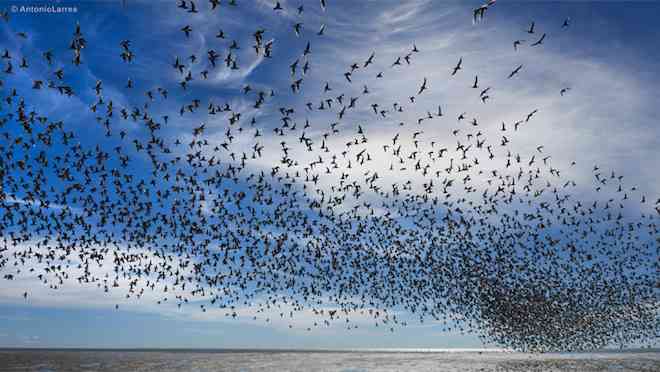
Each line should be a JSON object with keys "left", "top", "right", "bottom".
{"left": 10, "top": 4, "right": 78, "bottom": 14}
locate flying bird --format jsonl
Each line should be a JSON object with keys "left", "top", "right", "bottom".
{"left": 513, "top": 39, "right": 524, "bottom": 51}
{"left": 418, "top": 78, "right": 428, "bottom": 95}
{"left": 508, "top": 64, "right": 523, "bottom": 78}
{"left": 527, "top": 21, "right": 535, "bottom": 34}
{"left": 531, "top": 33, "right": 546, "bottom": 46}
{"left": 452, "top": 57, "right": 463, "bottom": 76}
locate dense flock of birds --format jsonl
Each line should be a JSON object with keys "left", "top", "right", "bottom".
{"left": 0, "top": 0, "right": 658, "bottom": 352}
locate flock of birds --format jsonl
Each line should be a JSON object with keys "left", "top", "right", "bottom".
{"left": 0, "top": 0, "right": 658, "bottom": 352}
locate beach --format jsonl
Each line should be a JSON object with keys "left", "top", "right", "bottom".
{"left": 0, "top": 349, "right": 658, "bottom": 371}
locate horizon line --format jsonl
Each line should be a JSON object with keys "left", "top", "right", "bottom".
{"left": 0, "top": 347, "right": 657, "bottom": 353}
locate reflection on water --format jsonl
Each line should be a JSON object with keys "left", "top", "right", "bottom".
{"left": 0, "top": 349, "right": 658, "bottom": 371}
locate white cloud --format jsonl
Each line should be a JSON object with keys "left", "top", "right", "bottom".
{"left": 1, "top": 1, "right": 657, "bottom": 344}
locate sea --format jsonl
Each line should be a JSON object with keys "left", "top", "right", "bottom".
{"left": 0, "top": 348, "right": 658, "bottom": 371}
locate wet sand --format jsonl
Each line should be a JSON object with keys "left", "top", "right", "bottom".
{"left": 0, "top": 349, "right": 659, "bottom": 371}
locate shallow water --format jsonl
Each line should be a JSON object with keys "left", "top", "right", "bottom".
{"left": 0, "top": 349, "right": 659, "bottom": 372}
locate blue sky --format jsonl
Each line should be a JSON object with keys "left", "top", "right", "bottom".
{"left": 0, "top": 0, "right": 658, "bottom": 349}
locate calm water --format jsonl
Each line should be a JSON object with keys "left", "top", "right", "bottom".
{"left": 0, "top": 349, "right": 659, "bottom": 371}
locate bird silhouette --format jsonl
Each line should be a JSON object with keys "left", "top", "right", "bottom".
{"left": 0, "top": 0, "right": 656, "bottom": 355}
